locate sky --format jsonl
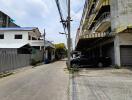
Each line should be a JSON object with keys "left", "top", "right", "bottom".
{"left": 0, "top": 0, "right": 85, "bottom": 47}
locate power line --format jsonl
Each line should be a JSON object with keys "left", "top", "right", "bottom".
{"left": 59, "top": 0, "right": 68, "bottom": 17}
{"left": 55, "top": 0, "right": 67, "bottom": 32}
{"left": 55, "top": 0, "right": 71, "bottom": 68}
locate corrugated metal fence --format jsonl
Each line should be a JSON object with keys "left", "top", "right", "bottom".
{"left": 0, "top": 54, "right": 31, "bottom": 72}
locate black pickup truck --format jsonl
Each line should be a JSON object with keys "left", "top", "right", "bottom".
{"left": 70, "top": 55, "right": 111, "bottom": 68}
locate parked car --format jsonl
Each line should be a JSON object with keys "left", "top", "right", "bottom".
{"left": 70, "top": 55, "right": 111, "bottom": 68}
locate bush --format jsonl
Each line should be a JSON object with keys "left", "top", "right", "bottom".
{"left": 68, "top": 67, "right": 79, "bottom": 74}
{"left": 30, "top": 59, "right": 38, "bottom": 66}
{"left": 114, "top": 64, "right": 121, "bottom": 69}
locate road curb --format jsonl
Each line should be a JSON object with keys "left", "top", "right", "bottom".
{"left": 69, "top": 73, "right": 73, "bottom": 100}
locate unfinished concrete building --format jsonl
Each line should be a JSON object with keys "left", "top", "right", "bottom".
{"left": 76, "top": 0, "right": 132, "bottom": 66}
{"left": 0, "top": 11, "right": 19, "bottom": 27}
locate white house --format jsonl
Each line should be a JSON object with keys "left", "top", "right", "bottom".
{"left": 0, "top": 27, "right": 44, "bottom": 72}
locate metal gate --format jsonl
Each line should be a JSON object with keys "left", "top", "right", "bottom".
{"left": 120, "top": 46, "right": 132, "bottom": 66}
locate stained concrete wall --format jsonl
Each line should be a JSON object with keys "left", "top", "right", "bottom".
{"left": 111, "top": 0, "right": 132, "bottom": 32}
{"left": 114, "top": 33, "right": 132, "bottom": 66}
{"left": 119, "top": 33, "right": 132, "bottom": 45}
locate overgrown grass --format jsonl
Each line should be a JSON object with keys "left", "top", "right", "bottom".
{"left": 114, "top": 64, "right": 121, "bottom": 69}
{"left": 0, "top": 71, "right": 13, "bottom": 78}
{"left": 31, "top": 59, "right": 42, "bottom": 67}
{"left": 68, "top": 67, "right": 79, "bottom": 74}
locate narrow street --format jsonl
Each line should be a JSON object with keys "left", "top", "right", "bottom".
{"left": 71, "top": 68, "right": 132, "bottom": 100}
{"left": 1, "top": 60, "right": 132, "bottom": 100}
{"left": 0, "top": 61, "right": 69, "bottom": 100}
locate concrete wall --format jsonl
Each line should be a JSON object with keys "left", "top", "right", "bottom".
{"left": 114, "top": 33, "right": 132, "bottom": 66}
{"left": 0, "top": 31, "right": 29, "bottom": 44}
{"left": 0, "top": 30, "right": 43, "bottom": 48}
{"left": 119, "top": 33, "right": 132, "bottom": 45}
{"left": 111, "top": 0, "right": 132, "bottom": 32}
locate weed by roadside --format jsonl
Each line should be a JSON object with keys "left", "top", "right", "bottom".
{"left": 68, "top": 67, "right": 79, "bottom": 74}
{"left": 114, "top": 64, "right": 121, "bottom": 69}
{"left": 0, "top": 71, "right": 13, "bottom": 78}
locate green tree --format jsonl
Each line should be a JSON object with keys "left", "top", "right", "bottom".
{"left": 54, "top": 43, "right": 67, "bottom": 60}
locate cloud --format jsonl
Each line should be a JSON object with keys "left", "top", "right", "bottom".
{"left": 0, "top": 0, "right": 49, "bottom": 25}
{"left": 70, "top": 0, "right": 85, "bottom": 48}
{"left": 0, "top": 0, "right": 85, "bottom": 47}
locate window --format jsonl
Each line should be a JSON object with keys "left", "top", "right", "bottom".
{"left": 0, "top": 34, "right": 4, "bottom": 39}
{"left": 15, "top": 34, "right": 22, "bottom": 39}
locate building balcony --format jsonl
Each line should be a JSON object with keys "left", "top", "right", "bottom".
{"left": 75, "top": 28, "right": 113, "bottom": 44}
{"left": 92, "top": 12, "right": 110, "bottom": 32}
{"left": 80, "top": 0, "right": 89, "bottom": 26}
{"left": 81, "top": 32, "right": 108, "bottom": 39}
{"left": 29, "top": 40, "right": 44, "bottom": 47}
{"left": 87, "top": 0, "right": 110, "bottom": 29}
{"left": 75, "top": 30, "right": 114, "bottom": 50}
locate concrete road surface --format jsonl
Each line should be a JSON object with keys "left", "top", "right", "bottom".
{"left": 70, "top": 68, "right": 132, "bottom": 100}
{"left": 0, "top": 61, "right": 69, "bottom": 100}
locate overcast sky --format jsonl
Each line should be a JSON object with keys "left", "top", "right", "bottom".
{"left": 0, "top": 0, "right": 85, "bottom": 46}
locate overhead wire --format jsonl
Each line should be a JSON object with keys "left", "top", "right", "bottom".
{"left": 60, "top": 0, "right": 68, "bottom": 18}
{"left": 55, "top": 0, "right": 68, "bottom": 33}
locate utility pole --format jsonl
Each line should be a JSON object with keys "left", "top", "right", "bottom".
{"left": 67, "top": 0, "right": 71, "bottom": 68}
{"left": 43, "top": 29, "right": 46, "bottom": 62}
{"left": 55, "top": 0, "right": 71, "bottom": 68}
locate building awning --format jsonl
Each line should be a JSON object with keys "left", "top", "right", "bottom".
{"left": 0, "top": 27, "right": 38, "bottom": 31}
{"left": 0, "top": 43, "right": 30, "bottom": 48}
{"left": 45, "top": 41, "right": 55, "bottom": 49}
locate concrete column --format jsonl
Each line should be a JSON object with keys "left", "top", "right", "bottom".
{"left": 114, "top": 35, "right": 121, "bottom": 66}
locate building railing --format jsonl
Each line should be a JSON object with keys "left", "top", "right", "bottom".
{"left": 92, "top": 12, "right": 110, "bottom": 31}
{"left": 87, "top": 0, "right": 110, "bottom": 30}
{"left": 75, "top": 29, "right": 113, "bottom": 46}
{"left": 90, "top": 0, "right": 99, "bottom": 15}
{"left": 80, "top": 0, "right": 89, "bottom": 27}
{"left": 81, "top": 31, "right": 113, "bottom": 39}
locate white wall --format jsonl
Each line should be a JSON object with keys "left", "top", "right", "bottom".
{"left": 0, "top": 31, "right": 29, "bottom": 44}
{"left": 0, "top": 30, "right": 44, "bottom": 48}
